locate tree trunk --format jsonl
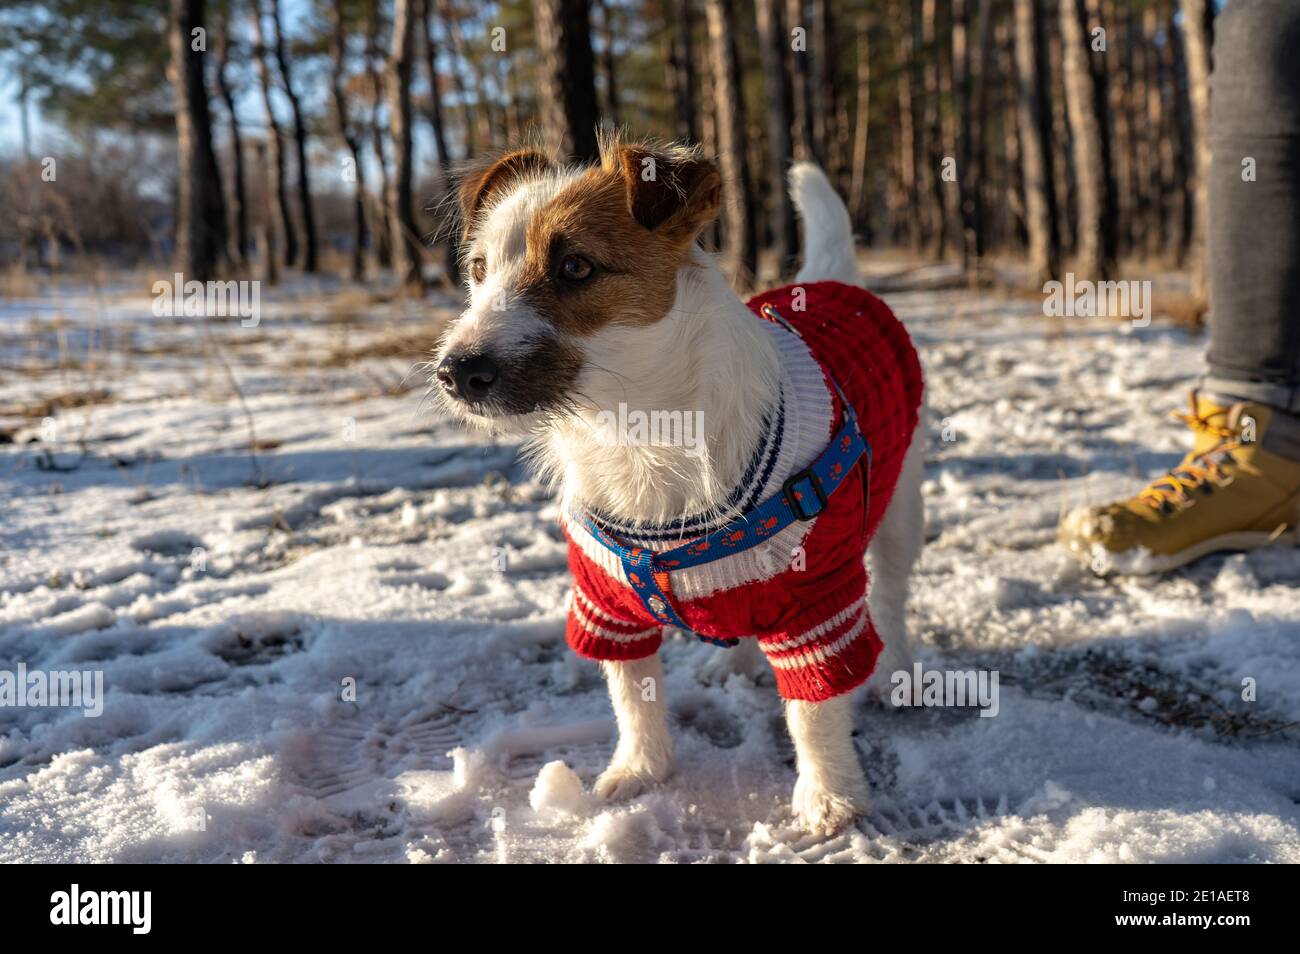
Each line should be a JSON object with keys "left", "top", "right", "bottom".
{"left": 1058, "top": 0, "right": 1110, "bottom": 278}
{"left": 594, "top": 0, "right": 620, "bottom": 125}
{"left": 534, "top": 0, "right": 600, "bottom": 162}
{"left": 917, "top": 0, "right": 944, "bottom": 255}
{"left": 438, "top": 0, "right": 479, "bottom": 156}
{"left": 848, "top": 10, "right": 871, "bottom": 229}
{"left": 1047, "top": 13, "right": 1074, "bottom": 260}
{"left": 667, "top": 0, "right": 698, "bottom": 143}
{"left": 755, "top": 0, "right": 798, "bottom": 277}
{"left": 329, "top": 0, "right": 368, "bottom": 282}
{"left": 1089, "top": 0, "right": 1118, "bottom": 266}
{"left": 705, "top": 0, "right": 758, "bottom": 284}
{"left": 419, "top": 0, "right": 460, "bottom": 287}
{"left": 893, "top": 0, "right": 919, "bottom": 252}
{"left": 268, "top": 0, "right": 317, "bottom": 273}
{"left": 444, "top": 0, "right": 497, "bottom": 146}
{"left": 170, "top": 0, "right": 227, "bottom": 282}
{"left": 1012, "top": 0, "right": 1060, "bottom": 283}
{"left": 365, "top": 3, "right": 393, "bottom": 269}
{"left": 811, "top": 0, "right": 837, "bottom": 172}
{"left": 255, "top": 142, "right": 278, "bottom": 285}
{"left": 1168, "top": 2, "right": 1195, "bottom": 266}
{"left": 388, "top": 0, "right": 423, "bottom": 293}
{"left": 786, "top": 0, "right": 817, "bottom": 162}
{"left": 251, "top": 0, "right": 297, "bottom": 268}
{"left": 1153, "top": 0, "right": 1183, "bottom": 262}
{"left": 957, "top": 0, "right": 993, "bottom": 267}
{"left": 214, "top": 20, "right": 248, "bottom": 266}
{"left": 1142, "top": 5, "right": 1171, "bottom": 260}
{"left": 1181, "top": 0, "right": 1213, "bottom": 309}
{"left": 996, "top": 13, "right": 1028, "bottom": 250}
{"left": 1107, "top": 0, "right": 1138, "bottom": 257}
{"left": 698, "top": 24, "right": 721, "bottom": 250}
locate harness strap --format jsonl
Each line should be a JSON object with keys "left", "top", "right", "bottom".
{"left": 578, "top": 302, "right": 871, "bottom": 646}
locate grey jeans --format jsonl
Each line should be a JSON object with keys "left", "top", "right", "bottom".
{"left": 1204, "top": 0, "right": 1300, "bottom": 411}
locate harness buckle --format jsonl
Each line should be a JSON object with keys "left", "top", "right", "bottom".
{"left": 783, "top": 468, "right": 828, "bottom": 521}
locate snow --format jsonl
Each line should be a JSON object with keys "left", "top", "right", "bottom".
{"left": 2, "top": 269, "right": 1298, "bottom": 863}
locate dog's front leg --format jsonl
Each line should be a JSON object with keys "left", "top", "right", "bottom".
{"left": 594, "top": 653, "right": 673, "bottom": 800}
{"left": 785, "top": 694, "right": 870, "bottom": 835}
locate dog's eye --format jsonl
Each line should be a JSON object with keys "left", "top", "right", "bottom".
{"left": 470, "top": 258, "right": 487, "bottom": 283}
{"left": 558, "top": 254, "right": 594, "bottom": 282}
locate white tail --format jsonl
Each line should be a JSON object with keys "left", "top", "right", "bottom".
{"left": 788, "top": 161, "right": 861, "bottom": 286}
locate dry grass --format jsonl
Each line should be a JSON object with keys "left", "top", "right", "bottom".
{"left": 0, "top": 388, "right": 114, "bottom": 420}
{"left": 283, "top": 329, "right": 437, "bottom": 369}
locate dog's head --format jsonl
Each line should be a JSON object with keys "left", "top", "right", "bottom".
{"left": 432, "top": 134, "right": 722, "bottom": 431}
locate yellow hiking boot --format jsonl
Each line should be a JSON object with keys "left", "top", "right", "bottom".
{"left": 1060, "top": 391, "right": 1300, "bottom": 574}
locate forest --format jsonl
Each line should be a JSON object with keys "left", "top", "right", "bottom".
{"left": 0, "top": 0, "right": 1217, "bottom": 307}
{"left": 7, "top": 1, "right": 1300, "bottom": 869}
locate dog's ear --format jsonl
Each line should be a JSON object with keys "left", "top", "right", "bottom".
{"left": 611, "top": 144, "right": 722, "bottom": 241}
{"left": 458, "top": 149, "right": 551, "bottom": 238}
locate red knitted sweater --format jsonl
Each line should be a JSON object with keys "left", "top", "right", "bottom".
{"left": 563, "top": 281, "right": 924, "bottom": 701}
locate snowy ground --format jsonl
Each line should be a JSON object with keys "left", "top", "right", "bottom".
{"left": 2, "top": 264, "right": 1298, "bottom": 863}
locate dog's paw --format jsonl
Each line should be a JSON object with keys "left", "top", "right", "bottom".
{"left": 791, "top": 777, "right": 870, "bottom": 837}
{"left": 593, "top": 762, "right": 668, "bottom": 802}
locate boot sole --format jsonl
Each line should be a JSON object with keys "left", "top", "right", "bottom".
{"left": 1082, "top": 527, "right": 1300, "bottom": 576}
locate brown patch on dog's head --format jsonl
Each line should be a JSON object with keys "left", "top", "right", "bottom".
{"left": 458, "top": 148, "right": 553, "bottom": 240}
{"left": 509, "top": 136, "right": 723, "bottom": 336}
{"left": 441, "top": 136, "right": 724, "bottom": 421}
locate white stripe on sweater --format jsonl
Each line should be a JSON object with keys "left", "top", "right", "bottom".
{"left": 757, "top": 597, "right": 866, "bottom": 653}
{"left": 572, "top": 597, "right": 660, "bottom": 644}
{"left": 761, "top": 604, "right": 867, "bottom": 671}
{"left": 573, "top": 583, "right": 641, "bottom": 629}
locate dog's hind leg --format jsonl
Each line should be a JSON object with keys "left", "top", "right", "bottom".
{"left": 696, "top": 636, "right": 766, "bottom": 685}
{"left": 866, "top": 419, "right": 925, "bottom": 700}
{"left": 594, "top": 653, "right": 673, "bottom": 800}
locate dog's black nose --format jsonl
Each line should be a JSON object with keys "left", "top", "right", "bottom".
{"left": 437, "top": 353, "right": 499, "bottom": 402}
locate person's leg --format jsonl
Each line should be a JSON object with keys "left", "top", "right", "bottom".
{"left": 1204, "top": 0, "right": 1300, "bottom": 408}
{"left": 1060, "top": 0, "right": 1300, "bottom": 574}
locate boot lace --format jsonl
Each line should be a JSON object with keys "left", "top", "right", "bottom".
{"left": 1138, "top": 396, "right": 1240, "bottom": 511}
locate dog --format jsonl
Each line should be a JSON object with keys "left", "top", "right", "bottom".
{"left": 433, "top": 134, "right": 925, "bottom": 835}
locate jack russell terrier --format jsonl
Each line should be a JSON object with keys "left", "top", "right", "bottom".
{"left": 434, "top": 134, "right": 924, "bottom": 835}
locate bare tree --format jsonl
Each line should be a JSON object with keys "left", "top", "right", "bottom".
{"left": 755, "top": 0, "right": 798, "bottom": 276}
{"left": 786, "top": 0, "right": 816, "bottom": 162}
{"left": 705, "top": 0, "right": 757, "bottom": 283}
{"left": 954, "top": 0, "right": 994, "bottom": 270}
{"left": 848, "top": 10, "right": 871, "bottom": 229}
{"left": 388, "top": 0, "right": 423, "bottom": 293}
{"left": 593, "top": 0, "right": 620, "bottom": 125}
{"left": 214, "top": 11, "right": 248, "bottom": 266}
{"left": 1181, "top": 0, "right": 1212, "bottom": 307}
{"left": 666, "top": 0, "right": 698, "bottom": 143}
{"left": 1059, "top": 0, "right": 1110, "bottom": 278}
{"left": 534, "top": 0, "right": 600, "bottom": 161}
{"left": 365, "top": 0, "right": 392, "bottom": 268}
{"left": 893, "top": 0, "right": 919, "bottom": 251}
{"left": 170, "top": 0, "right": 228, "bottom": 281}
{"left": 251, "top": 0, "right": 298, "bottom": 268}
{"left": 1013, "top": 0, "right": 1060, "bottom": 283}
{"left": 438, "top": 0, "right": 482, "bottom": 156}
{"left": 811, "top": 0, "right": 837, "bottom": 172}
{"left": 328, "top": 0, "right": 368, "bottom": 282}
{"left": 918, "top": 0, "right": 945, "bottom": 256}
{"left": 267, "top": 0, "right": 318, "bottom": 272}
{"left": 418, "top": 0, "right": 459, "bottom": 286}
